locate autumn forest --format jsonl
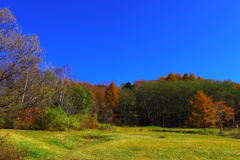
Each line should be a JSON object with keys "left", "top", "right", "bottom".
{"left": 1, "top": 8, "right": 240, "bottom": 132}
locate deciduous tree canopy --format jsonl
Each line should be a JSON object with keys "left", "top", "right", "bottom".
{"left": 188, "top": 90, "right": 216, "bottom": 132}
{"left": 1, "top": 8, "right": 240, "bottom": 131}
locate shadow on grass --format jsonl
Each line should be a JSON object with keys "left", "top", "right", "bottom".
{"left": 149, "top": 129, "right": 203, "bottom": 134}
{"left": 220, "top": 131, "right": 240, "bottom": 139}
{"left": 149, "top": 128, "right": 240, "bottom": 139}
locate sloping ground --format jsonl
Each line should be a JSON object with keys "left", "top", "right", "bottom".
{"left": 0, "top": 128, "right": 240, "bottom": 160}
{"left": 0, "top": 130, "right": 70, "bottom": 159}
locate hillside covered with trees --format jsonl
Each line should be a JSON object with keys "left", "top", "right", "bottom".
{"left": 1, "top": 8, "right": 240, "bottom": 132}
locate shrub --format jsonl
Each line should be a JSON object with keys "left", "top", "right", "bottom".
{"left": 43, "top": 107, "right": 80, "bottom": 131}
{"left": 0, "top": 118, "right": 6, "bottom": 129}
{"left": 13, "top": 119, "right": 40, "bottom": 130}
{"left": 80, "top": 114, "right": 99, "bottom": 129}
{"left": 19, "top": 108, "right": 42, "bottom": 124}
{"left": 68, "top": 116, "right": 80, "bottom": 130}
{"left": 0, "top": 133, "right": 29, "bottom": 160}
{"left": 43, "top": 107, "right": 69, "bottom": 131}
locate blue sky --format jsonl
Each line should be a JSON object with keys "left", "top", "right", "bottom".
{"left": 2, "top": 0, "right": 240, "bottom": 85}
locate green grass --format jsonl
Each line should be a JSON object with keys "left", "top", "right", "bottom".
{"left": 0, "top": 127, "right": 240, "bottom": 159}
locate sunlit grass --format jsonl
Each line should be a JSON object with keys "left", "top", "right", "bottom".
{"left": 0, "top": 127, "right": 240, "bottom": 159}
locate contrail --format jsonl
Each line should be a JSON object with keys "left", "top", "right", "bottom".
{"left": 117, "top": 77, "right": 121, "bottom": 84}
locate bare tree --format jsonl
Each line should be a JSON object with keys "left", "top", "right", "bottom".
{"left": 0, "top": 8, "right": 42, "bottom": 113}
{"left": 53, "top": 65, "right": 71, "bottom": 107}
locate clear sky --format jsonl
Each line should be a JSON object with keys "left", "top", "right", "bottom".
{"left": 2, "top": 0, "right": 240, "bottom": 85}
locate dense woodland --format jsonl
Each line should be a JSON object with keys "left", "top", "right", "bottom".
{"left": 1, "top": 8, "right": 240, "bottom": 131}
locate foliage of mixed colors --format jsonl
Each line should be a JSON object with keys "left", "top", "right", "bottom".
{"left": 1, "top": 8, "right": 240, "bottom": 133}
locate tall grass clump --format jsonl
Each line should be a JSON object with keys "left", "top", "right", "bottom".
{"left": 223, "top": 131, "right": 240, "bottom": 139}
{"left": 0, "top": 133, "right": 29, "bottom": 160}
{"left": 99, "top": 124, "right": 112, "bottom": 130}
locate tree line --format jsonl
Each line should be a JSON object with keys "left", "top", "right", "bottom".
{"left": 1, "top": 8, "right": 240, "bottom": 131}
{"left": 127, "top": 78, "right": 239, "bottom": 131}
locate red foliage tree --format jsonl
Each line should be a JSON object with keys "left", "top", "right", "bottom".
{"left": 214, "top": 101, "right": 235, "bottom": 133}
{"left": 19, "top": 108, "right": 42, "bottom": 123}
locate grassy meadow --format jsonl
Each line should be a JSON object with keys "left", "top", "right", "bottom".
{"left": 1, "top": 127, "right": 240, "bottom": 160}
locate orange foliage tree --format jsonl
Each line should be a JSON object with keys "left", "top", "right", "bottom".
{"left": 214, "top": 101, "right": 235, "bottom": 133}
{"left": 104, "top": 82, "right": 119, "bottom": 123}
{"left": 165, "top": 72, "right": 182, "bottom": 81}
{"left": 158, "top": 73, "right": 182, "bottom": 81}
{"left": 188, "top": 90, "right": 217, "bottom": 132}
{"left": 82, "top": 82, "right": 107, "bottom": 123}
{"left": 189, "top": 73, "right": 197, "bottom": 80}
{"left": 133, "top": 79, "right": 147, "bottom": 88}
{"left": 158, "top": 73, "right": 203, "bottom": 81}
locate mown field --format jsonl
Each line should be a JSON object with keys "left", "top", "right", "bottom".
{"left": 1, "top": 127, "right": 240, "bottom": 160}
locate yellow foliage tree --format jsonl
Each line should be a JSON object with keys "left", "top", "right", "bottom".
{"left": 188, "top": 90, "right": 217, "bottom": 132}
